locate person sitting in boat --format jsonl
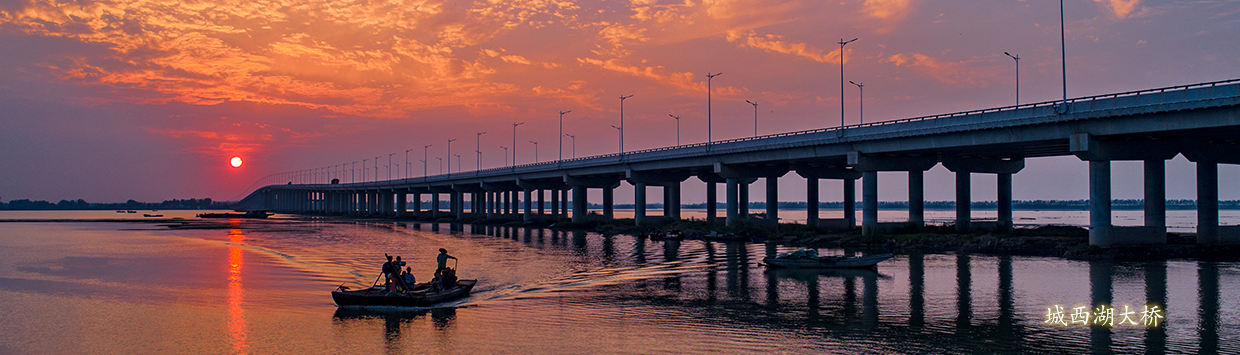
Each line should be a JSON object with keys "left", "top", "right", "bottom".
{"left": 403, "top": 267, "right": 416, "bottom": 288}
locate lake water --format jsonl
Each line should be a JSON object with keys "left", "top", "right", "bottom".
{"left": 1, "top": 212, "right": 1237, "bottom": 354}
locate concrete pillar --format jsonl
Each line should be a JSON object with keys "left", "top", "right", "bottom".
{"left": 662, "top": 185, "right": 672, "bottom": 217}
{"left": 669, "top": 183, "right": 681, "bottom": 220}
{"left": 537, "top": 189, "right": 545, "bottom": 215}
{"left": 551, "top": 188, "right": 560, "bottom": 219}
{"left": 397, "top": 192, "right": 407, "bottom": 217}
{"left": 862, "top": 171, "right": 878, "bottom": 235}
{"left": 634, "top": 182, "right": 647, "bottom": 226}
{"left": 561, "top": 189, "right": 569, "bottom": 218}
{"left": 739, "top": 182, "right": 750, "bottom": 219}
{"left": 844, "top": 178, "right": 857, "bottom": 228}
{"left": 726, "top": 178, "right": 739, "bottom": 226}
{"left": 766, "top": 177, "right": 778, "bottom": 224}
{"left": 956, "top": 171, "right": 971, "bottom": 232}
{"left": 523, "top": 189, "right": 533, "bottom": 223}
{"left": 998, "top": 173, "right": 1013, "bottom": 232}
{"left": 909, "top": 171, "right": 924, "bottom": 228}
{"left": 1145, "top": 159, "right": 1166, "bottom": 229}
{"left": 603, "top": 186, "right": 614, "bottom": 219}
{"left": 1198, "top": 161, "right": 1219, "bottom": 244}
{"left": 510, "top": 191, "right": 518, "bottom": 215}
{"left": 807, "top": 178, "right": 819, "bottom": 227}
{"left": 1089, "top": 160, "right": 1112, "bottom": 246}
{"left": 431, "top": 193, "right": 441, "bottom": 218}
{"left": 485, "top": 192, "right": 494, "bottom": 219}
{"left": 572, "top": 186, "right": 587, "bottom": 222}
{"left": 707, "top": 181, "right": 718, "bottom": 224}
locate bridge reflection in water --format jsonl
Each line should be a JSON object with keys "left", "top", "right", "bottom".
{"left": 337, "top": 222, "right": 1231, "bottom": 354}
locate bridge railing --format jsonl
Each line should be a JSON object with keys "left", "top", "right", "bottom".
{"left": 234, "top": 78, "right": 1240, "bottom": 198}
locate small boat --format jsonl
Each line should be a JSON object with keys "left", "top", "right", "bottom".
{"left": 197, "top": 210, "right": 272, "bottom": 219}
{"left": 143, "top": 214, "right": 164, "bottom": 217}
{"left": 704, "top": 231, "right": 749, "bottom": 242}
{"left": 126, "top": 210, "right": 137, "bottom": 213}
{"left": 648, "top": 230, "right": 684, "bottom": 241}
{"left": 763, "top": 250, "right": 893, "bottom": 269}
{"left": 115, "top": 211, "right": 125, "bottom": 213}
{"left": 332, "top": 279, "right": 478, "bottom": 307}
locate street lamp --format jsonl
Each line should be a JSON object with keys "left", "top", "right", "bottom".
{"left": 436, "top": 157, "right": 443, "bottom": 174}
{"left": 565, "top": 134, "right": 576, "bottom": 158}
{"left": 512, "top": 122, "right": 524, "bottom": 166}
{"left": 362, "top": 159, "right": 368, "bottom": 182}
{"left": 611, "top": 125, "right": 622, "bottom": 153}
{"left": 668, "top": 114, "right": 680, "bottom": 146}
{"left": 1059, "top": 0, "right": 1067, "bottom": 111}
{"left": 500, "top": 146, "right": 508, "bottom": 166}
{"left": 422, "top": 144, "right": 433, "bottom": 177}
{"left": 476, "top": 132, "right": 486, "bottom": 172}
{"left": 352, "top": 161, "right": 356, "bottom": 183}
{"left": 373, "top": 156, "right": 380, "bottom": 182}
{"left": 838, "top": 37, "right": 857, "bottom": 127}
{"left": 707, "top": 72, "right": 722, "bottom": 146}
{"left": 1005, "top": 52, "right": 1020, "bottom": 106}
{"left": 558, "top": 110, "right": 570, "bottom": 162}
{"left": 618, "top": 95, "right": 632, "bottom": 153}
{"left": 454, "top": 154, "right": 461, "bottom": 173}
{"left": 388, "top": 153, "right": 395, "bottom": 180}
{"left": 405, "top": 149, "right": 414, "bottom": 179}
{"left": 445, "top": 139, "right": 456, "bottom": 173}
{"left": 745, "top": 100, "right": 758, "bottom": 136}
{"left": 849, "top": 80, "right": 864, "bottom": 124}
{"left": 530, "top": 140, "right": 539, "bottom": 162}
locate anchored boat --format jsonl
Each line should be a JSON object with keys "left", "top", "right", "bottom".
{"left": 332, "top": 279, "right": 478, "bottom": 307}
{"left": 763, "top": 250, "right": 893, "bottom": 269}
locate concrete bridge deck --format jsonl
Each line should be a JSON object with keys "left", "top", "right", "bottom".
{"left": 237, "top": 79, "right": 1240, "bottom": 246}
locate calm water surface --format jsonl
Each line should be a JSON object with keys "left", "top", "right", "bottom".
{"left": 1, "top": 212, "right": 1237, "bottom": 354}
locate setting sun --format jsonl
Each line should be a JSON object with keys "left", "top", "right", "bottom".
{"left": 230, "top": 156, "right": 243, "bottom": 168}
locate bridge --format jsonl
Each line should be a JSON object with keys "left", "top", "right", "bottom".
{"left": 235, "top": 79, "right": 1240, "bottom": 247}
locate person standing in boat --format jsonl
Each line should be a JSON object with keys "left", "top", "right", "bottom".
{"left": 381, "top": 254, "right": 396, "bottom": 290}
{"left": 435, "top": 248, "right": 457, "bottom": 275}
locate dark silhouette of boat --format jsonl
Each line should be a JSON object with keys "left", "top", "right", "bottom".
{"left": 763, "top": 251, "right": 893, "bottom": 269}
{"left": 143, "top": 213, "right": 163, "bottom": 217}
{"left": 332, "top": 279, "right": 478, "bottom": 307}
{"left": 196, "top": 210, "right": 272, "bottom": 219}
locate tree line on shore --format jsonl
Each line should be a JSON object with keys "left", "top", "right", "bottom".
{"left": 0, "top": 198, "right": 225, "bottom": 210}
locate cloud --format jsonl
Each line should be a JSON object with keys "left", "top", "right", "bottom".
{"left": 577, "top": 57, "right": 701, "bottom": 92}
{"left": 882, "top": 53, "right": 995, "bottom": 86}
{"left": 725, "top": 30, "right": 842, "bottom": 64}
{"left": 1095, "top": 0, "right": 1141, "bottom": 19}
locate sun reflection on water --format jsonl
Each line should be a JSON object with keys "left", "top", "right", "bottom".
{"left": 227, "top": 229, "right": 248, "bottom": 355}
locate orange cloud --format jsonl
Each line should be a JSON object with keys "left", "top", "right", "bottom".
{"left": 1094, "top": 0, "right": 1141, "bottom": 19}
{"left": 576, "top": 57, "right": 701, "bottom": 92}
{"left": 882, "top": 53, "right": 995, "bottom": 86}
{"left": 725, "top": 30, "right": 843, "bottom": 64}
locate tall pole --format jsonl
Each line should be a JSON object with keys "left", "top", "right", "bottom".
{"left": 500, "top": 146, "right": 508, "bottom": 166}
{"left": 476, "top": 132, "right": 486, "bottom": 172}
{"left": 1059, "top": 0, "right": 1067, "bottom": 110}
{"left": 1005, "top": 52, "right": 1020, "bottom": 105}
{"left": 839, "top": 37, "right": 858, "bottom": 127}
{"left": 423, "top": 144, "right": 432, "bottom": 177}
{"left": 611, "top": 125, "right": 622, "bottom": 153}
{"left": 558, "top": 110, "right": 570, "bottom": 162}
{"left": 352, "top": 161, "right": 356, "bottom": 183}
{"left": 446, "top": 139, "right": 456, "bottom": 173}
{"left": 850, "top": 81, "right": 864, "bottom": 124}
{"left": 745, "top": 100, "right": 758, "bottom": 136}
{"left": 668, "top": 114, "right": 680, "bottom": 146}
{"left": 707, "top": 72, "right": 722, "bottom": 146}
{"left": 565, "top": 134, "right": 576, "bottom": 158}
{"left": 405, "top": 149, "right": 413, "bottom": 179}
{"left": 530, "top": 140, "right": 539, "bottom": 163}
{"left": 362, "top": 159, "right": 368, "bottom": 182}
{"left": 374, "top": 156, "right": 379, "bottom": 182}
{"left": 618, "top": 95, "right": 632, "bottom": 153}
{"left": 454, "top": 154, "right": 461, "bottom": 173}
{"left": 512, "top": 122, "right": 524, "bottom": 166}
{"left": 436, "top": 157, "right": 443, "bottom": 174}
{"left": 388, "top": 153, "right": 395, "bottom": 180}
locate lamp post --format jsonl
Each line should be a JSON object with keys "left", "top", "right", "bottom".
{"left": 512, "top": 122, "right": 524, "bottom": 166}
{"left": 445, "top": 139, "right": 456, "bottom": 173}
{"left": 436, "top": 157, "right": 443, "bottom": 174}
{"left": 849, "top": 80, "right": 864, "bottom": 124}
{"left": 388, "top": 153, "right": 395, "bottom": 180}
{"left": 476, "top": 132, "right": 486, "bottom": 172}
{"left": 422, "top": 144, "right": 433, "bottom": 177}
{"left": 405, "top": 149, "right": 414, "bottom": 179}
{"left": 362, "top": 159, "right": 368, "bottom": 182}
{"left": 565, "top": 134, "right": 576, "bottom": 158}
{"left": 530, "top": 140, "right": 539, "bottom": 162}
{"left": 500, "top": 146, "right": 508, "bottom": 166}
{"left": 668, "top": 114, "right": 680, "bottom": 146}
{"left": 1059, "top": 0, "right": 1067, "bottom": 111}
{"left": 454, "top": 154, "right": 461, "bottom": 173}
{"left": 745, "top": 100, "right": 758, "bottom": 136}
{"left": 352, "top": 161, "right": 356, "bottom": 183}
{"left": 611, "top": 125, "right": 622, "bottom": 153}
{"left": 707, "top": 72, "right": 722, "bottom": 146}
{"left": 373, "top": 156, "right": 380, "bottom": 182}
{"left": 558, "top": 110, "right": 570, "bottom": 162}
{"left": 618, "top": 95, "right": 632, "bottom": 153}
{"left": 838, "top": 37, "right": 857, "bottom": 127}
{"left": 1005, "top": 52, "right": 1020, "bottom": 105}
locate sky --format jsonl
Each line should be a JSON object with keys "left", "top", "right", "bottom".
{"left": 1, "top": 0, "right": 1238, "bottom": 204}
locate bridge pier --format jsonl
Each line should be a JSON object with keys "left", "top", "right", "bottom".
{"left": 1073, "top": 134, "right": 1182, "bottom": 246}
{"left": 697, "top": 173, "right": 722, "bottom": 224}
{"left": 634, "top": 183, "right": 647, "bottom": 226}
{"left": 863, "top": 171, "right": 878, "bottom": 235}
{"left": 848, "top": 153, "right": 937, "bottom": 234}
{"left": 942, "top": 156, "right": 1025, "bottom": 233}
{"left": 910, "top": 170, "right": 925, "bottom": 227}
{"left": 523, "top": 189, "right": 533, "bottom": 223}
{"left": 725, "top": 178, "right": 739, "bottom": 226}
